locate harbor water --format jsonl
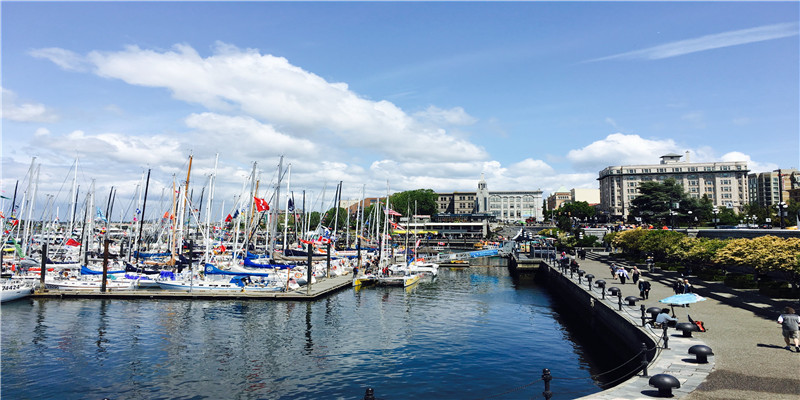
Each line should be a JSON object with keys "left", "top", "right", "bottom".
{"left": 2, "top": 265, "right": 622, "bottom": 399}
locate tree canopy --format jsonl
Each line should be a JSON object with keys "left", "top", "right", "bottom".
{"left": 629, "top": 178, "right": 701, "bottom": 225}
{"left": 388, "top": 189, "right": 438, "bottom": 216}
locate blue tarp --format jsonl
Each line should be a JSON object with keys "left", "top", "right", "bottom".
{"left": 659, "top": 293, "right": 706, "bottom": 305}
{"left": 81, "top": 265, "right": 125, "bottom": 275}
{"left": 469, "top": 249, "right": 499, "bottom": 258}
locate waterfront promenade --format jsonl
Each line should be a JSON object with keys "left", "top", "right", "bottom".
{"left": 566, "top": 252, "right": 800, "bottom": 400}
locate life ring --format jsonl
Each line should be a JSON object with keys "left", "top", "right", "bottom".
{"left": 332, "top": 266, "right": 337, "bottom": 271}
{"left": 294, "top": 272, "right": 302, "bottom": 279}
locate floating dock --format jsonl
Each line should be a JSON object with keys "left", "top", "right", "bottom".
{"left": 30, "top": 275, "right": 354, "bottom": 301}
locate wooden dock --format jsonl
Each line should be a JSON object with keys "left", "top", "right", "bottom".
{"left": 30, "top": 275, "right": 354, "bottom": 301}
{"left": 508, "top": 254, "right": 544, "bottom": 272}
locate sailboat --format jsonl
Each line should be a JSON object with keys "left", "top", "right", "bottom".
{"left": 1, "top": 279, "right": 35, "bottom": 303}
{"left": 372, "top": 184, "right": 421, "bottom": 288}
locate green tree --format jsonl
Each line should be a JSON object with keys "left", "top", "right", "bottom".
{"left": 630, "top": 178, "right": 694, "bottom": 226}
{"left": 321, "top": 207, "right": 347, "bottom": 229}
{"left": 389, "top": 189, "right": 438, "bottom": 216}
{"left": 559, "top": 201, "right": 596, "bottom": 223}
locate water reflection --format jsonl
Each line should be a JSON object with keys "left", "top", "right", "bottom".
{"left": 3, "top": 266, "right": 610, "bottom": 399}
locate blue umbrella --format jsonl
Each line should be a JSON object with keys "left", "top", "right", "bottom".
{"left": 659, "top": 293, "right": 706, "bottom": 305}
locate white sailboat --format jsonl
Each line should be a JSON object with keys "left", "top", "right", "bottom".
{"left": 1, "top": 279, "right": 35, "bottom": 303}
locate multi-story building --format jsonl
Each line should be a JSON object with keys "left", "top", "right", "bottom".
{"left": 597, "top": 152, "right": 749, "bottom": 220}
{"left": 748, "top": 169, "right": 800, "bottom": 208}
{"left": 474, "top": 174, "right": 543, "bottom": 222}
{"left": 436, "top": 192, "right": 478, "bottom": 214}
{"left": 546, "top": 187, "right": 571, "bottom": 210}
{"left": 570, "top": 188, "right": 600, "bottom": 205}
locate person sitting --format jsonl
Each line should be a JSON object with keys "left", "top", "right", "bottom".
{"left": 655, "top": 309, "right": 678, "bottom": 328}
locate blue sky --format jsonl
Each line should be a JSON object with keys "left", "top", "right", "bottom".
{"left": 2, "top": 1, "right": 798, "bottom": 219}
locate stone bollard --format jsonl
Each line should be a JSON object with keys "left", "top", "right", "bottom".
{"left": 542, "top": 368, "right": 553, "bottom": 400}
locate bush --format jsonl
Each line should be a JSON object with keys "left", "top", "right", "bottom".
{"left": 724, "top": 274, "right": 757, "bottom": 289}
{"left": 696, "top": 268, "right": 725, "bottom": 281}
{"left": 758, "top": 281, "right": 800, "bottom": 299}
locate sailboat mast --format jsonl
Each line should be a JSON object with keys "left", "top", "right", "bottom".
{"left": 271, "top": 156, "right": 283, "bottom": 255}
{"left": 135, "top": 169, "right": 151, "bottom": 263}
{"left": 204, "top": 154, "right": 218, "bottom": 264}
{"left": 282, "top": 164, "right": 292, "bottom": 251}
{"left": 68, "top": 157, "right": 79, "bottom": 237}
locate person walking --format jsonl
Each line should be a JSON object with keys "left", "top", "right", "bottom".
{"left": 638, "top": 279, "right": 651, "bottom": 299}
{"left": 610, "top": 264, "right": 617, "bottom": 279}
{"left": 777, "top": 307, "right": 800, "bottom": 352}
{"left": 616, "top": 267, "right": 629, "bottom": 284}
{"left": 631, "top": 266, "right": 641, "bottom": 284}
{"left": 673, "top": 279, "right": 684, "bottom": 294}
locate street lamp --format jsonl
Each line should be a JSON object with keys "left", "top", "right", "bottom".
{"left": 712, "top": 206, "right": 719, "bottom": 229}
{"left": 687, "top": 211, "right": 692, "bottom": 228}
{"left": 776, "top": 202, "right": 788, "bottom": 229}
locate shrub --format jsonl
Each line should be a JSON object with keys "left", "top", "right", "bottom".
{"left": 696, "top": 268, "right": 725, "bottom": 281}
{"left": 724, "top": 274, "right": 757, "bottom": 289}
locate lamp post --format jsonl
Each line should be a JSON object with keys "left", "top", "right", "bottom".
{"left": 687, "top": 211, "right": 692, "bottom": 228}
{"left": 777, "top": 202, "right": 788, "bottom": 229}
{"left": 712, "top": 206, "right": 719, "bottom": 229}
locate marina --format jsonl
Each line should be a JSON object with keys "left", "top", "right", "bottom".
{"left": 30, "top": 274, "right": 355, "bottom": 301}
{"left": 1, "top": 264, "right": 616, "bottom": 400}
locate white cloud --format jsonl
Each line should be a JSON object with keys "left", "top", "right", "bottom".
{"left": 1, "top": 88, "right": 59, "bottom": 123}
{"left": 721, "top": 151, "right": 777, "bottom": 173}
{"left": 413, "top": 106, "right": 478, "bottom": 126}
{"left": 566, "top": 133, "right": 679, "bottom": 171}
{"left": 587, "top": 22, "right": 799, "bottom": 62}
{"left": 64, "top": 42, "right": 487, "bottom": 163}
{"left": 29, "top": 48, "right": 88, "bottom": 71}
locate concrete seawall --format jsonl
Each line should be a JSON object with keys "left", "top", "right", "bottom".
{"left": 512, "top": 256, "right": 715, "bottom": 399}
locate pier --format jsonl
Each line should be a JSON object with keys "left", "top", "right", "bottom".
{"left": 30, "top": 274, "right": 354, "bottom": 301}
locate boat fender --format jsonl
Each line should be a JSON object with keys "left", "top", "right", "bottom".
{"left": 294, "top": 272, "right": 303, "bottom": 279}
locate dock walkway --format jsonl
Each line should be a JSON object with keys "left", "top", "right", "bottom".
{"left": 522, "top": 251, "right": 800, "bottom": 400}
{"left": 31, "top": 274, "right": 354, "bottom": 301}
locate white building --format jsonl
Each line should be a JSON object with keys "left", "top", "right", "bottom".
{"left": 598, "top": 152, "right": 749, "bottom": 220}
{"left": 571, "top": 188, "right": 600, "bottom": 204}
{"left": 476, "top": 174, "right": 543, "bottom": 222}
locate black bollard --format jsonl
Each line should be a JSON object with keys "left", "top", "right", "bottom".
{"left": 640, "top": 342, "right": 649, "bottom": 377}
{"left": 542, "top": 368, "right": 553, "bottom": 400}
{"left": 662, "top": 325, "right": 669, "bottom": 349}
{"left": 586, "top": 274, "right": 594, "bottom": 291}
{"left": 363, "top": 387, "right": 375, "bottom": 400}
{"left": 617, "top": 291, "right": 623, "bottom": 311}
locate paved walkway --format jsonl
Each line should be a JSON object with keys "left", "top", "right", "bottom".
{"left": 563, "top": 251, "right": 800, "bottom": 399}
